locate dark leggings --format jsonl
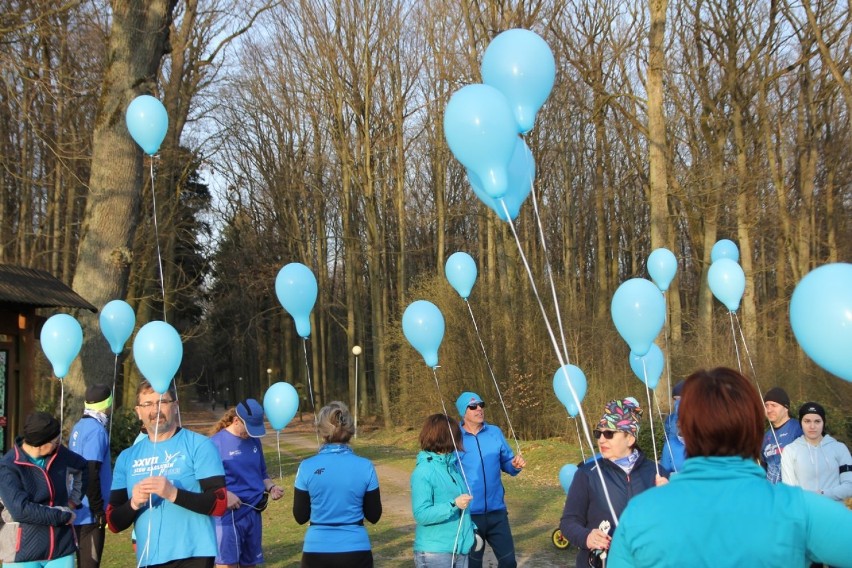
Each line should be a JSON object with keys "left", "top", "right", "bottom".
{"left": 147, "top": 557, "right": 214, "bottom": 568}
{"left": 300, "top": 550, "right": 374, "bottom": 567}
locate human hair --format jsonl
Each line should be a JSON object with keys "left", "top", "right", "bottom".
{"left": 678, "top": 367, "right": 763, "bottom": 461}
{"left": 316, "top": 401, "right": 355, "bottom": 444}
{"left": 210, "top": 408, "right": 238, "bottom": 435}
{"left": 419, "top": 414, "right": 463, "bottom": 454}
{"left": 136, "top": 380, "right": 177, "bottom": 403}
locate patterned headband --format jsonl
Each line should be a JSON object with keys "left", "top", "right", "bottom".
{"left": 597, "top": 397, "right": 643, "bottom": 435}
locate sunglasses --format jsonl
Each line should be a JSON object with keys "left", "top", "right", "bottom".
{"left": 593, "top": 429, "right": 618, "bottom": 440}
{"left": 467, "top": 402, "right": 486, "bottom": 410}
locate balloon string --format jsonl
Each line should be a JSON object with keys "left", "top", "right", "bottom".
{"left": 463, "top": 299, "right": 521, "bottom": 457}
{"left": 59, "top": 381, "right": 65, "bottom": 445}
{"left": 728, "top": 311, "right": 742, "bottom": 374}
{"left": 108, "top": 354, "right": 118, "bottom": 445}
{"left": 430, "top": 368, "right": 471, "bottom": 495}
{"left": 301, "top": 340, "right": 319, "bottom": 447}
{"left": 663, "top": 292, "right": 672, "bottom": 411}
{"left": 573, "top": 417, "right": 586, "bottom": 462}
{"left": 354, "top": 355, "right": 359, "bottom": 439}
{"left": 139, "top": 395, "right": 164, "bottom": 568}
{"left": 641, "top": 360, "right": 660, "bottom": 476}
{"left": 654, "top": 390, "right": 678, "bottom": 473}
{"left": 500, "top": 200, "right": 620, "bottom": 526}
{"left": 148, "top": 157, "right": 167, "bottom": 323}
{"left": 277, "top": 430, "right": 282, "bottom": 479}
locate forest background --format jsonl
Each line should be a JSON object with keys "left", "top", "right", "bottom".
{"left": 2, "top": 0, "right": 851, "bottom": 444}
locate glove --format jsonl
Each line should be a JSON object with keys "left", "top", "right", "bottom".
{"left": 94, "top": 511, "right": 106, "bottom": 530}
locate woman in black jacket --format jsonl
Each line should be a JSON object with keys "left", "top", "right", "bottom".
{"left": 0, "top": 412, "right": 88, "bottom": 566}
{"left": 559, "top": 398, "right": 667, "bottom": 568}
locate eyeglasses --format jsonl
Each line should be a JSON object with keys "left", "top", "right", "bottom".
{"left": 593, "top": 429, "right": 618, "bottom": 440}
{"left": 137, "top": 400, "right": 175, "bottom": 409}
{"left": 467, "top": 402, "right": 485, "bottom": 410}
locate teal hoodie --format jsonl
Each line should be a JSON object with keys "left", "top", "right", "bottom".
{"left": 410, "top": 450, "right": 474, "bottom": 554}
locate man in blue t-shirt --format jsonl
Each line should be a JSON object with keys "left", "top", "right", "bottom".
{"left": 70, "top": 384, "right": 114, "bottom": 568}
{"left": 210, "top": 399, "right": 283, "bottom": 568}
{"left": 107, "top": 380, "right": 227, "bottom": 568}
{"left": 760, "top": 387, "right": 803, "bottom": 484}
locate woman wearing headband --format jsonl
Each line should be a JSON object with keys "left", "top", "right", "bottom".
{"left": 608, "top": 368, "right": 852, "bottom": 567}
{"left": 411, "top": 414, "right": 474, "bottom": 567}
{"left": 559, "top": 398, "right": 667, "bottom": 568}
{"left": 293, "top": 401, "right": 382, "bottom": 567}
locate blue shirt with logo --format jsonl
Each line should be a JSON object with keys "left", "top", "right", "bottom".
{"left": 210, "top": 429, "right": 267, "bottom": 520}
{"left": 294, "top": 444, "right": 379, "bottom": 553}
{"left": 762, "top": 418, "right": 804, "bottom": 484}
{"left": 70, "top": 415, "right": 112, "bottom": 525}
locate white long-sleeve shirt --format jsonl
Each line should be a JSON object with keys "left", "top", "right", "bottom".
{"left": 781, "top": 434, "right": 852, "bottom": 501}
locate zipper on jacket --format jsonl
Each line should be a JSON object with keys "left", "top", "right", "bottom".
{"left": 474, "top": 435, "right": 488, "bottom": 514}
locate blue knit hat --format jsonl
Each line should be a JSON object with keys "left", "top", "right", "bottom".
{"left": 456, "top": 392, "right": 483, "bottom": 417}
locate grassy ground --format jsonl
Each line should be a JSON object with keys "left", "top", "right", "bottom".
{"left": 100, "top": 425, "right": 579, "bottom": 567}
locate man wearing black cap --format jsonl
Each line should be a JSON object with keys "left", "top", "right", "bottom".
{"left": 70, "top": 384, "right": 113, "bottom": 568}
{"left": 0, "top": 411, "right": 88, "bottom": 565}
{"left": 760, "top": 387, "right": 803, "bottom": 484}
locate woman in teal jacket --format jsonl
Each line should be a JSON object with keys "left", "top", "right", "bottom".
{"left": 411, "top": 414, "right": 474, "bottom": 568}
{"left": 608, "top": 368, "right": 852, "bottom": 568}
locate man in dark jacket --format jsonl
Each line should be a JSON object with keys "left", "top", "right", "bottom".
{"left": 0, "top": 411, "right": 88, "bottom": 565}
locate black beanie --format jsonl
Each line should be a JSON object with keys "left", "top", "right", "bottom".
{"left": 798, "top": 401, "right": 826, "bottom": 423}
{"left": 23, "top": 412, "right": 61, "bottom": 446}
{"left": 763, "top": 387, "right": 790, "bottom": 409}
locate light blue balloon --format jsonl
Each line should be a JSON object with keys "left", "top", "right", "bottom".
{"left": 263, "top": 381, "right": 299, "bottom": 430}
{"left": 647, "top": 248, "right": 677, "bottom": 292}
{"left": 629, "top": 344, "right": 664, "bottom": 389}
{"left": 552, "top": 364, "right": 587, "bottom": 417}
{"left": 99, "top": 300, "right": 136, "bottom": 355}
{"left": 790, "top": 263, "right": 852, "bottom": 383}
{"left": 559, "top": 464, "right": 579, "bottom": 494}
{"left": 481, "top": 29, "right": 556, "bottom": 134}
{"left": 445, "top": 252, "right": 478, "bottom": 300}
{"left": 40, "top": 314, "right": 83, "bottom": 379}
{"left": 402, "top": 301, "right": 445, "bottom": 368}
{"left": 443, "top": 84, "right": 519, "bottom": 199}
{"left": 126, "top": 95, "right": 168, "bottom": 155}
{"left": 275, "top": 263, "right": 318, "bottom": 338}
{"left": 611, "top": 278, "right": 666, "bottom": 357}
{"left": 711, "top": 239, "right": 739, "bottom": 263}
{"left": 132, "top": 320, "right": 182, "bottom": 394}
{"left": 707, "top": 258, "right": 745, "bottom": 312}
{"left": 467, "top": 137, "right": 535, "bottom": 222}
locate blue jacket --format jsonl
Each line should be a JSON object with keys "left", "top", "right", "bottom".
{"left": 608, "top": 456, "right": 852, "bottom": 567}
{"left": 660, "top": 411, "right": 685, "bottom": 473}
{"left": 410, "top": 451, "right": 474, "bottom": 554}
{"left": 458, "top": 422, "right": 521, "bottom": 515}
{"left": 560, "top": 451, "right": 661, "bottom": 568}
{"left": 0, "top": 439, "right": 88, "bottom": 562}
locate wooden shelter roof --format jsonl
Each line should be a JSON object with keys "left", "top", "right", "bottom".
{"left": 0, "top": 264, "right": 97, "bottom": 312}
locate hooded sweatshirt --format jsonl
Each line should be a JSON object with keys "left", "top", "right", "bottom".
{"left": 410, "top": 450, "right": 474, "bottom": 555}
{"left": 781, "top": 434, "right": 852, "bottom": 501}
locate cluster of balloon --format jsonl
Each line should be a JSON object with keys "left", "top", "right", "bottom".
{"left": 99, "top": 300, "right": 136, "bottom": 355}
{"left": 552, "top": 364, "right": 587, "bottom": 417}
{"left": 263, "top": 381, "right": 300, "bottom": 477}
{"left": 707, "top": 239, "right": 745, "bottom": 312}
{"left": 629, "top": 343, "right": 664, "bottom": 389}
{"left": 126, "top": 95, "right": 169, "bottom": 155}
{"left": 402, "top": 301, "right": 445, "bottom": 368}
{"left": 132, "top": 321, "right": 183, "bottom": 395}
{"left": 647, "top": 248, "right": 677, "bottom": 292}
{"left": 559, "top": 463, "right": 579, "bottom": 494}
{"left": 444, "top": 29, "right": 554, "bottom": 220}
{"left": 275, "top": 263, "right": 318, "bottom": 338}
{"left": 610, "top": 278, "right": 666, "bottom": 357}
{"left": 789, "top": 263, "right": 852, "bottom": 383}
{"left": 40, "top": 314, "right": 83, "bottom": 379}
{"left": 445, "top": 252, "right": 477, "bottom": 300}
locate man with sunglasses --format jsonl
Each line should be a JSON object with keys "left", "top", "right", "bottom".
{"left": 107, "top": 380, "right": 228, "bottom": 568}
{"left": 455, "top": 391, "right": 526, "bottom": 568}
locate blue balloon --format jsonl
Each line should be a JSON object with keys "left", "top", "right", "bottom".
{"left": 481, "top": 29, "right": 556, "bottom": 134}
{"left": 126, "top": 95, "right": 168, "bottom": 155}
{"left": 711, "top": 239, "right": 739, "bottom": 263}
{"left": 275, "top": 263, "right": 318, "bottom": 338}
{"left": 647, "top": 248, "right": 677, "bottom": 292}
{"left": 99, "top": 300, "right": 136, "bottom": 355}
{"left": 443, "top": 84, "right": 519, "bottom": 199}
{"left": 467, "top": 137, "right": 535, "bottom": 221}
{"left": 790, "top": 263, "right": 852, "bottom": 383}
{"left": 133, "top": 321, "right": 183, "bottom": 394}
{"left": 263, "top": 381, "right": 299, "bottom": 430}
{"left": 707, "top": 258, "right": 745, "bottom": 312}
{"left": 629, "top": 344, "right": 664, "bottom": 389}
{"left": 611, "top": 279, "right": 666, "bottom": 356}
{"left": 552, "top": 364, "right": 587, "bottom": 417}
{"left": 445, "top": 252, "right": 478, "bottom": 300}
{"left": 559, "top": 464, "right": 578, "bottom": 494}
{"left": 402, "top": 301, "right": 445, "bottom": 368}
{"left": 40, "top": 314, "right": 83, "bottom": 379}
